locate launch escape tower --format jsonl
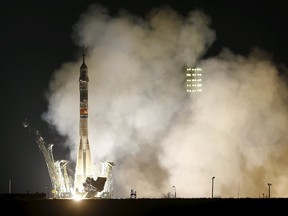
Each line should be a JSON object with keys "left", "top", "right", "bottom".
{"left": 74, "top": 45, "right": 94, "bottom": 194}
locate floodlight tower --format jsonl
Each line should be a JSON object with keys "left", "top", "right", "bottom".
{"left": 211, "top": 176, "right": 215, "bottom": 198}
{"left": 268, "top": 183, "right": 272, "bottom": 198}
{"left": 186, "top": 67, "right": 202, "bottom": 93}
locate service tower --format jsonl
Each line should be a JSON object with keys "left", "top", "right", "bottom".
{"left": 74, "top": 45, "right": 93, "bottom": 194}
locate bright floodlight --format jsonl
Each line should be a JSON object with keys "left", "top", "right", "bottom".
{"left": 186, "top": 67, "right": 202, "bottom": 93}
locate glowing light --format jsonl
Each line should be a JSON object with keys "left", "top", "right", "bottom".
{"left": 73, "top": 194, "right": 84, "bottom": 201}
{"left": 186, "top": 67, "right": 202, "bottom": 93}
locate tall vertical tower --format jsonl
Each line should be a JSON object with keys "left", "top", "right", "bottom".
{"left": 74, "top": 45, "right": 93, "bottom": 194}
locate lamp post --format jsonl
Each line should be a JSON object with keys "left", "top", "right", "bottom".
{"left": 46, "top": 186, "right": 49, "bottom": 199}
{"left": 212, "top": 176, "right": 215, "bottom": 198}
{"left": 268, "top": 183, "right": 272, "bottom": 198}
{"left": 173, "top": 185, "right": 176, "bottom": 198}
{"left": 8, "top": 179, "right": 11, "bottom": 194}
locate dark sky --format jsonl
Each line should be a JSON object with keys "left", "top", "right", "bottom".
{"left": 1, "top": 0, "right": 288, "bottom": 195}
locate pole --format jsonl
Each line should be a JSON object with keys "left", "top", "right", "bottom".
{"left": 46, "top": 186, "right": 49, "bottom": 199}
{"left": 8, "top": 179, "right": 11, "bottom": 194}
{"left": 268, "top": 183, "right": 272, "bottom": 198}
{"left": 173, "top": 186, "right": 176, "bottom": 198}
{"left": 212, "top": 177, "right": 215, "bottom": 198}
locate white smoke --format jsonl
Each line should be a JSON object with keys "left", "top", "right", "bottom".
{"left": 42, "top": 4, "right": 288, "bottom": 198}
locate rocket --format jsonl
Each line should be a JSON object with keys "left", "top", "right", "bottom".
{"left": 74, "top": 45, "right": 93, "bottom": 194}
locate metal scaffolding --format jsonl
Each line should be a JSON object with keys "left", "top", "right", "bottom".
{"left": 23, "top": 119, "right": 73, "bottom": 198}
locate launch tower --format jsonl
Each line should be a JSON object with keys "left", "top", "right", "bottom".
{"left": 74, "top": 45, "right": 93, "bottom": 195}
{"left": 23, "top": 119, "right": 73, "bottom": 198}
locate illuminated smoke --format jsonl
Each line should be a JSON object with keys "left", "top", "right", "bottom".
{"left": 42, "top": 4, "right": 288, "bottom": 198}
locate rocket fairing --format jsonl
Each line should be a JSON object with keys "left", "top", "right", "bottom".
{"left": 74, "top": 45, "right": 93, "bottom": 194}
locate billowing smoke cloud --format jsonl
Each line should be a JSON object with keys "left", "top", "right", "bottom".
{"left": 42, "top": 4, "right": 288, "bottom": 198}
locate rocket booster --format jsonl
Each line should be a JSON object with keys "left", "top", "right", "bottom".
{"left": 74, "top": 45, "right": 93, "bottom": 194}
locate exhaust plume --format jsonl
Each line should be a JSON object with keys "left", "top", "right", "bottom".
{"left": 42, "top": 4, "right": 288, "bottom": 198}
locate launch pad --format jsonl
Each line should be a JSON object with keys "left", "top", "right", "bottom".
{"left": 23, "top": 118, "right": 114, "bottom": 199}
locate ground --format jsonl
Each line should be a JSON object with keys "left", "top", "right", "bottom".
{"left": 1, "top": 194, "right": 287, "bottom": 215}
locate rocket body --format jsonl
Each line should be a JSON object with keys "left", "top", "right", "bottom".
{"left": 74, "top": 49, "right": 93, "bottom": 194}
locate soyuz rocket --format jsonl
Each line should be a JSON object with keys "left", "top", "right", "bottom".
{"left": 74, "top": 45, "right": 93, "bottom": 194}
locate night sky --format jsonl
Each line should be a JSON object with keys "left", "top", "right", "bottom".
{"left": 1, "top": 0, "right": 288, "bottom": 198}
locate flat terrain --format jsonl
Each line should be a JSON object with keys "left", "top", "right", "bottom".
{"left": 1, "top": 194, "right": 287, "bottom": 216}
